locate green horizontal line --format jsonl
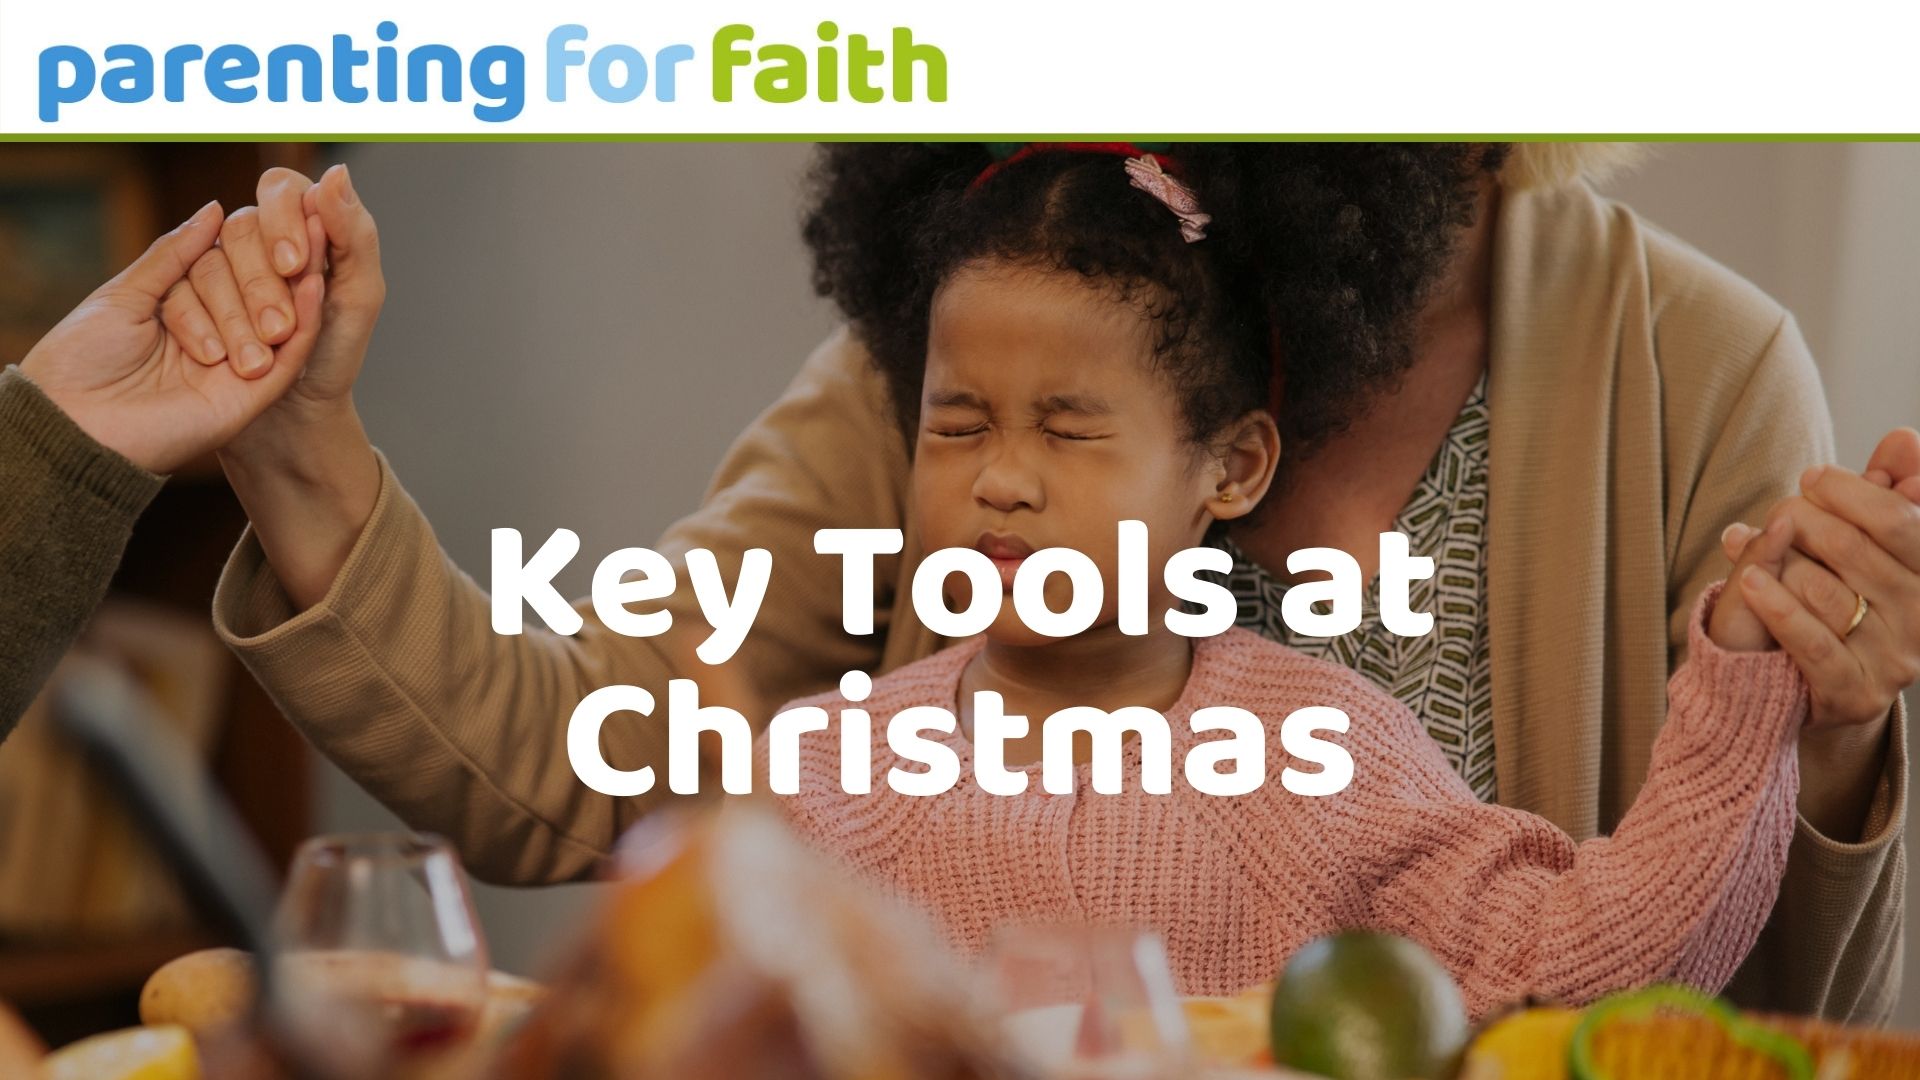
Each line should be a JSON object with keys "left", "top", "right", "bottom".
{"left": 6, "top": 132, "right": 1920, "bottom": 143}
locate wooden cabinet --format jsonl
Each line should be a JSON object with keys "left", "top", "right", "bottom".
{"left": 0, "top": 143, "right": 318, "bottom": 1046}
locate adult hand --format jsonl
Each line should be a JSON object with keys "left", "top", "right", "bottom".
{"left": 161, "top": 163, "right": 384, "bottom": 431}
{"left": 1722, "top": 429, "right": 1920, "bottom": 730}
{"left": 17, "top": 201, "right": 325, "bottom": 474}
{"left": 151, "top": 167, "right": 314, "bottom": 375}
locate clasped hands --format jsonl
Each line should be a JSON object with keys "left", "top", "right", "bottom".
{"left": 19, "top": 164, "right": 381, "bottom": 475}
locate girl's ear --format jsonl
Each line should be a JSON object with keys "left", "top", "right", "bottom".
{"left": 1205, "top": 410, "right": 1281, "bottom": 522}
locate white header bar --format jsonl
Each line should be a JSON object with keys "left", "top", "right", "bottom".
{"left": 4, "top": 1, "right": 1915, "bottom": 135}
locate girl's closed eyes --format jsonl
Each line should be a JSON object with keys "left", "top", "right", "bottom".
{"left": 921, "top": 394, "right": 1118, "bottom": 444}
{"left": 922, "top": 416, "right": 1115, "bottom": 443}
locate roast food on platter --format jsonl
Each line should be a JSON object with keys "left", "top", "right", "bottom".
{"left": 487, "top": 806, "right": 1028, "bottom": 1080}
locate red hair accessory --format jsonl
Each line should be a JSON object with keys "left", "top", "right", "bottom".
{"left": 1122, "top": 155, "right": 1210, "bottom": 243}
{"left": 967, "top": 142, "right": 1210, "bottom": 243}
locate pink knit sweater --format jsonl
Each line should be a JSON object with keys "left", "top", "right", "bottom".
{"left": 767, "top": 586, "right": 1807, "bottom": 1017}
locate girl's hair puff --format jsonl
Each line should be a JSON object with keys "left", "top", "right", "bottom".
{"left": 802, "top": 144, "right": 1506, "bottom": 455}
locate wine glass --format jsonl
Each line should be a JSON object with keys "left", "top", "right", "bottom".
{"left": 267, "top": 833, "right": 490, "bottom": 1077}
{"left": 979, "top": 924, "right": 1191, "bottom": 1079}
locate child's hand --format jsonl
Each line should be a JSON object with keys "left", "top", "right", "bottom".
{"left": 1707, "top": 515, "right": 1795, "bottom": 652}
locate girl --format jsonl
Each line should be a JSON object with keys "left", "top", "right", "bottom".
{"left": 765, "top": 143, "right": 1812, "bottom": 1018}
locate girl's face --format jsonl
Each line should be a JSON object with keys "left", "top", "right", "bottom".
{"left": 914, "top": 261, "right": 1267, "bottom": 646}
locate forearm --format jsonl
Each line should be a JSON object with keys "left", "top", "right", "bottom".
{"left": 0, "top": 368, "right": 164, "bottom": 729}
{"left": 217, "top": 401, "right": 380, "bottom": 611}
{"left": 213, "top": 451, "right": 647, "bottom": 883}
{"left": 1346, "top": 592, "right": 1807, "bottom": 1018}
{"left": 1654, "top": 299, "right": 1906, "bottom": 1020}
{"left": 1541, "top": 600, "right": 1806, "bottom": 997}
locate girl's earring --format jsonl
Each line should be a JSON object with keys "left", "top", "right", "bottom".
{"left": 1217, "top": 492, "right": 1236, "bottom": 504}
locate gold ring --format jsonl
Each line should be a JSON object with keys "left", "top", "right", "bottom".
{"left": 1846, "top": 593, "right": 1869, "bottom": 636}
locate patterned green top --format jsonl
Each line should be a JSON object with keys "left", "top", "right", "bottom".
{"left": 1217, "top": 372, "right": 1495, "bottom": 800}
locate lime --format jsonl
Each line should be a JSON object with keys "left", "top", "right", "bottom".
{"left": 45, "top": 1024, "right": 200, "bottom": 1080}
{"left": 1268, "top": 932, "right": 1468, "bottom": 1080}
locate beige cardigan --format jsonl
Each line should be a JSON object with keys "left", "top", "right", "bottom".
{"left": 213, "top": 180, "right": 1906, "bottom": 1022}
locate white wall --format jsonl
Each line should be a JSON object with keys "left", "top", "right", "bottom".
{"left": 1599, "top": 142, "right": 1920, "bottom": 456}
{"left": 317, "top": 143, "right": 1917, "bottom": 1019}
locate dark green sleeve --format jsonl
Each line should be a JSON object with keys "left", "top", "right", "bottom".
{"left": 0, "top": 365, "right": 164, "bottom": 737}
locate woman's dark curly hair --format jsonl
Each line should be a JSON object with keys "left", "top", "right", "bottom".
{"left": 801, "top": 143, "right": 1507, "bottom": 459}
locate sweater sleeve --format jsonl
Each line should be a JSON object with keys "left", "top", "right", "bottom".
{"left": 0, "top": 366, "right": 164, "bottom": 736}
{"left": 1661, "top": 313, "right": 1906, "bottom": 1022}
{"left": 1284, "top": 586, "right": 1807, "bottom": 1019}
{"left": 212, "top": 329, "right": 910, "bottom": 885}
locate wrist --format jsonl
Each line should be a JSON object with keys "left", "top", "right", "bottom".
{"left": 218, "top": 399, "right": 380, "bottom": 610}
{"left": 2, "top": 365, "right": 164, "bottom": 507}
{"left": 218, "top": 396, "right": 371, "bottom": 494}
{"left": 1705, "top": 576, "right": 1773, "bottom": 653}
{"left": 1799, "top": 709, "right": 1891, "bottom": 774}
{"left": 15, "top": 362, "right": 152, "bottom": 471}
{"left": 219, "top": 408, "right": 376, "bottom": 521}
{"left": 1796, "top": 708, "right": 1893, "bottom": 840}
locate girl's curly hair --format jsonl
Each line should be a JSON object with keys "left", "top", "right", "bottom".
{"left": 801, "top": 143, "right": 1507, "bottom": 458}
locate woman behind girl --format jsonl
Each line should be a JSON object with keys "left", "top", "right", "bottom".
{"left": 766, "top": 144, "right": 1814, "bottom": 1017}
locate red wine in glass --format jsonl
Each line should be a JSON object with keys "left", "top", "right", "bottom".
{"left": 379, "top": 993, "right": 481, "bottom": 1056}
